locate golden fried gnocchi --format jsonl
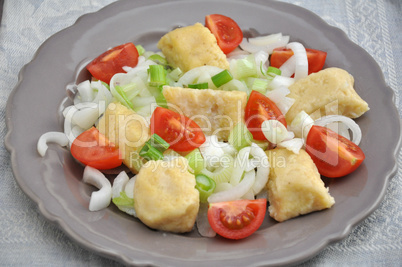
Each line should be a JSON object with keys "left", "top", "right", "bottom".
{"left": 157, "top": 23, "right": 229, "bottom": 72}
{"left": 97, "top": 102, "right": 149, "bottom": 173}
{"left": 163, "top": 86, "right": 247, "bottom": 141}
{"left": 133, "top": 157, "right": 199, "bottom": 233}
{"left": 266, "top": 148, "right": 335, "bottom": 222}
{"left": 285, "top": 67, "right": 369, "bottom": 122}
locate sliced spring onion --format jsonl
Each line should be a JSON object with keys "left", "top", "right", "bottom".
{"left": 114, "top": 85, "right": 134, "bottom": 110}
{"left": 148, "top": 64, "right": 166, "bottom": 87}
{"left": 261, "top": 119, "right": 288, "bottom": 144}
{"left": 188, "top": 82, "right": 209, "bottom": 89}
{"left": 135, "top": 45, "right": 145, "bottom": 56}
{"left": 185, "top": 148, "right": 205, "bottom": 174}
{"left": 211, "top": 69, "right": 233, "bottom": 88}
{"left": 82, "top": 166, "right": 112, "bottom": 211}
{"left": 37, "top": 131, "right": 69, "bottom": 157}
{"left": 314, "top": 115, "right": 362, "bottom": 145}
{"left": 148, "top": 133, "right": 170, "bottom": 153}
{"left": 139, "top": 142, "right": 164, "bottom": 161}
{"left": 231, "top": 54, "right": 258, "bottom": 80}
{"left": 168, "top": 67, "right": 183, "bottom": 81}
{"left": 267, "top": 66, "right": 282, "bottom": 77}
{"left": 195, "top": 174, "right": 216, "bottom": 203}
{"left": 228, "top": 122, "right": 253, "bottom": 151}
{"left": 250, "top": 78, "right": 270, "bottom": 94}
{"left": 148, "top": 54, "right": 168, "bottom": 65}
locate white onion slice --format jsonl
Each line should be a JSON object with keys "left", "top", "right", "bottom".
{"left": 250, "top": 143, "right": 269, "bottom": 194}
{"left": 240, "top": 34, "right": 289, "bottom": 54}
{"left": 269, "top": 75, "right": 295, "bottom": 89}
{"left": 208, "top": 170, "right": 255, "bottom": 203}
{"left": 196, "top": 203, "right": 216, "bottom": 237}
{"left": 278, "top": 138, "right": 304, "bottom": 154}
{"left": 314, "top": 115, "right": 362, "bottom": 145}
{"left": 83, "top": 166, "right": 112, "bottom": 211}
{"left": 286, "top": 42, "right": 308, "bottom": 80}
{"left": 176, "top": 66, "right": 223, "bottom": 88}
{"left": 289, "top": 111, "right": 315, "bottom": 139}
{"left": 265, "top": 86, "right": 295, "bottom": 115}
{"left": 112, "top": 171, "right": 130, "bottom": 199}
{"left": 279, "top": 55, "right": 296, "bottom": 77}
{"left": 248, "top": 33, "right": 283, "bottom": 46}
{"left": 124, "top": 176, "right": 137, "bottom": 199}
{"left": 37, "top": 132, "right": 69, "bottom": 157}
{"left": 261, "top": 120, "right": 288, "bottom": 144}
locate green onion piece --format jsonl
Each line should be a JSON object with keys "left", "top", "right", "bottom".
{"left": 148, "top": 133, "right": 170, "bottom": 153}
{"left": 136, "top": 45, "right": 145, "bottom": 56}
{"left": 139, "top": 142, "right": 164, "bottom": 161}
{"left": 267, "top": 66, "right": 281, "bottom": 77}
{"left": 185, "top": 148, "right": 205, "bottom": 174}
{"left": 251, "top": 78, "right": 269, "bottom": 94}
{"left": 148, "top": 54, "right": 168, "bottom": 65}
{"left": 229, "top": 122, "right": 253, "bottom": 151}
{"left": 114, "top": 85, "right": 134, "bottom": 110}
{"left": 168, "top": 67, "right": 183, "bottom": 81}
{"left": 211, "top": 69, "right": 233, "bottom": 88}
{"left": 234, "top": 54, "right": 258, "bottom": 80}
{"left": 112, "top": 191, "right": 134, "bottom": 208}
{"left": 101, "top": 81, "right": 110, "bottom": 90}
{"left": 188, "top": 82, "right": 209, "bottom": 89}
{"left": 195, "top": 174, "right": 216, "bottom": 203}
{"left": 148, "top": 65, "right": 167, "bottom": 87}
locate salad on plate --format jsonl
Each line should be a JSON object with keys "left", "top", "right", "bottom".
{"left": 37, "top": 14, "right": 368, "bottom": 240}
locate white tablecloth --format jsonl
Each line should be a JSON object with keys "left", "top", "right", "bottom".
{"left": 1, "top": 0, "right": 401, "bottom": 266}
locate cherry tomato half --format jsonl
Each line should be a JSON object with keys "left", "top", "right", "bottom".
{"left": 150, "top": 107, "right": 206, "bottom": 152}
{"left": 245, "top": 90, "right": 287, "bottom": 141}
{"left": 86, "top": 42, "right": 139, "bottom": 84}
{"left": 208, "top": 199, "right": 267, "bottom": 240}
{"left": 205, "top": 14, "right": 243, "bottom": 54}
{"left": 305, "top": 125, "right": 365, "bottom": 178}
{"left": 270, "top": 47, "right": 327, "bottom": 75}
{"left": 70, "top": 127, "right": 123, "bottom": 170}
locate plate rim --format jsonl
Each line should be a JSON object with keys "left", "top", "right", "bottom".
{"left": 5, "top": 0, "right": 402, "bottom": 266}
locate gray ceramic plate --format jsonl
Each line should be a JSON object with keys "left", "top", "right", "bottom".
{"left": 5, "top": 0, "right": 401, "bottom": 266}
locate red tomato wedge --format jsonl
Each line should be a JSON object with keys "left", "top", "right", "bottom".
{"left": 205, "top": 14, "right": 243, "bottom": 54}
{"left": 86, "top": 42, "right": 139, "bottom": 84}
{"left": 270, "top": 47, "right": 327, "bottom": 75}
{"left": 208, "top": 199, "right": 267, "bottom": 240}
{"left": 245, "top": 90, "right": 287, "bottom": 141}
{"left": 305, "top": 125, "right": 365, "bottom": 178}
{"left": 70, "top": 127, "right": 123, "bottom": 170}
{"left": 150, "top": 107, "right": 206, "bottom": 152}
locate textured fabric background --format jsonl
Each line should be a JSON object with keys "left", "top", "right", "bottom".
{"left": 1, "top": 0, "right": 401, "bottom": 266}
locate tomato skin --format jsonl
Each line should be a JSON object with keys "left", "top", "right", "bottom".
{"left": 86, "top": 43, "right": 139, "bottom": 84}
{"left": 305, "top": 125, "right": 365, "bottom": 178}
{"left": 245, "top": 90, "right": 287, "bottom": 141}
{"left": 150, "top": 107, "right": 206, "bottom": 152}
{"left": 205, "top": 14, "right": 243, "bottom": 54}
{"left": 70, "top": 127, "right": 123, "bottom": 170}
{"left": 208, "top": 199, "right": 267, "bottom": 240}
{"left": 270, "top": 47, "right": 327, "bottom": 75}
